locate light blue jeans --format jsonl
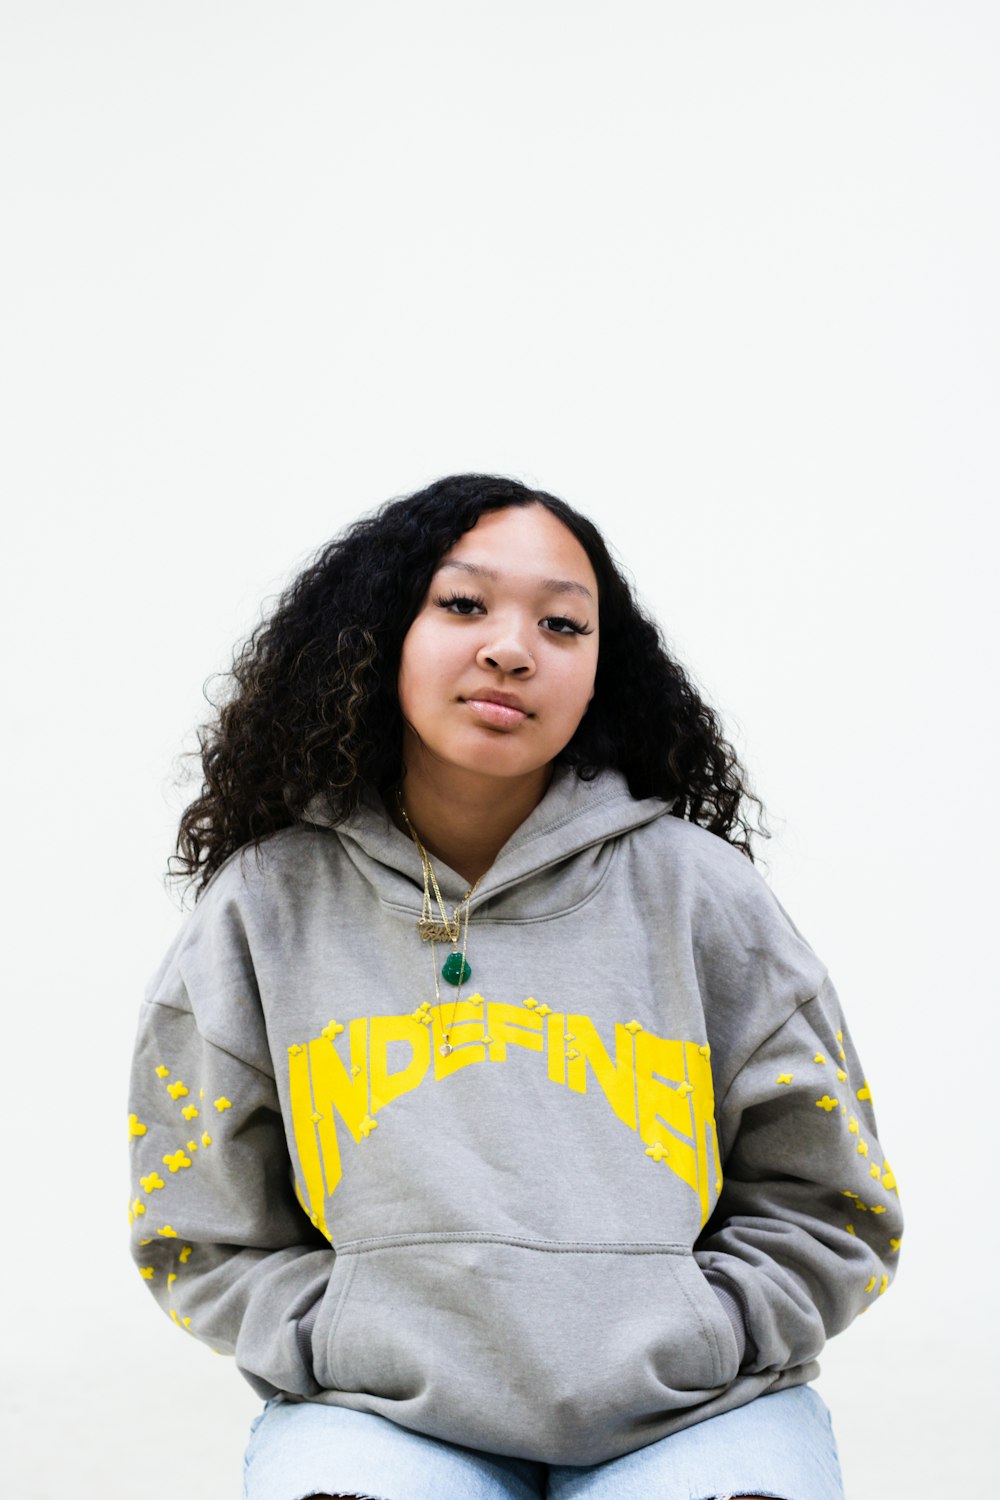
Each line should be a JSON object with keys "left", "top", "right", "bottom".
{"left": 243, "top": 1386, "right": 845, "bottom": 1500}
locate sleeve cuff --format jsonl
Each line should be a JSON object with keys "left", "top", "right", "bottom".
{"left": 702, "top": 1272, "right": 753, "bottom": 1367}
{"left": 294, "top": 1291, "right": 323, "bottom": 1372}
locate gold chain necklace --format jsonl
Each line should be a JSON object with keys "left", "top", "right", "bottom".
{"left": 396, "top": 792, "right": 484, "bottom": 1055}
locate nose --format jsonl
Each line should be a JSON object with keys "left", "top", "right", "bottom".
{"left": 476, "top": 634, "right": 535, "bottom": 677}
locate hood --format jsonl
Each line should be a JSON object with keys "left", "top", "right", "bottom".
{"left": 299, "top": 766, "right": 675, "bottom": 925}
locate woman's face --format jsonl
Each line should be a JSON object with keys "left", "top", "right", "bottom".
{"left": 398, "top": 504, "right": 600, "bottom": 791}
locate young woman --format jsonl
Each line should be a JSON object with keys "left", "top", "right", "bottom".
{"left": 127, "top": 473, "right": 902, "bottom": 1500}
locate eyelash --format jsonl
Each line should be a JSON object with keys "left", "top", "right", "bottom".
{"left": 433, "top": 591, "right": 593, "bottom": 636}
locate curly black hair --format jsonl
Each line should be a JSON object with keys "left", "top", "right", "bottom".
{"left": 168, "top": 473, "right": 769, "bottom": 901}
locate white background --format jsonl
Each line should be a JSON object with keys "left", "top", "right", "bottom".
{"left": 2, "top": 3, "right": 996, "bottom": 1496}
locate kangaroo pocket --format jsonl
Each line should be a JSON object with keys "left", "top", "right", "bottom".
{"left": 311, "top": 1234, "right": 740, "bottom": 1464}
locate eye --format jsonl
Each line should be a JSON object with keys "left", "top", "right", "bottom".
{"left": 542, "top": 615, "right": 592, "bottom": 636}
{"left": 434, "top": 591, "right": 486, "bottom": 616}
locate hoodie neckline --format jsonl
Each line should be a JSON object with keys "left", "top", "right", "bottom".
{"left": 300, "top": 767, "right": 674, "bottom": 912}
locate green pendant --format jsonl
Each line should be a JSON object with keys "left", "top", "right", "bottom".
{"left": 442, "top": 952, "right": 471, "bottom": 986}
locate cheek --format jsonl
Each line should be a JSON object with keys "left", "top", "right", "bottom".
{"left": 397, "top": 618, "right": 449, "bottom": 717}
{"left": 558, "top": 651, "right": 598, "bottom": 715}
{"left": 396, "top": 633, "right": 422, "bottom": 720}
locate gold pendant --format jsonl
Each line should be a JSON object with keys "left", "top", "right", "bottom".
{"left": 439, "top": 1042, "right": 453, "bottom": 1056}
{"left": 418, "top": 917, "right": 458, "bottom": 943}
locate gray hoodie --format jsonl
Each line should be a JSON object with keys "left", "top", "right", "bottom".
{"left": 127, "top": 767, "right": 902, "bottom": 1465}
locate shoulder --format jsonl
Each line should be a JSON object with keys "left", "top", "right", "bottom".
{"left": 141, "top": 826, "right": 341, "bottom": 1065}
{"left": 626, "top": 807, "right": 765, "bottom": 896}
{"left": 624, "top": 811, "right": 828, "bottom": 995}
{"left": 151, "top": 825, "right": 340, "bottom": 983}
{"left": 196, "top": 823, "right": 341, "bottom": 909}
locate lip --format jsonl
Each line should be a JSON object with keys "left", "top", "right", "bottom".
{"left": 460, "top": 691, "right": 531, "bottom": 729}
{"left": 460, "top": 690, "right": 530, "bottom": 712}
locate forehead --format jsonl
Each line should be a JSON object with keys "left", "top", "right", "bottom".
{"left": 435, "top": 505, "right": 597, "bottom": 598}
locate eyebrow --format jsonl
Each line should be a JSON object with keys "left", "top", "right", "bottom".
{"left": 438, "top": 559, "right": 594, "bottom": 603}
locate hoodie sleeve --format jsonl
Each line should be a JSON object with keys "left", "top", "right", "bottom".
{"left": 694, "top": 974, "right": 903, "bottom": 1373}
{"left": 126, "top": 889, "right": 332, "bottom": 1400}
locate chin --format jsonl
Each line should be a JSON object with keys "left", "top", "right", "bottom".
{"left": 403, "top": 723, "right": 561, "bottom": 786}
{"left": 438, "top": 743, "right": 551, "bottom": 783}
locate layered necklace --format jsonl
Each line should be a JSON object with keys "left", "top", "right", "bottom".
{"left": 396, "top": 791, "right": 484, "bottom": 1056}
